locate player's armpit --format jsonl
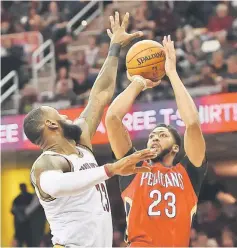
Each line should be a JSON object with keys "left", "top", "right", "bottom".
{"left": 184, "top": 123, "right": 206, "bottom": 167}
{"left": 105, "top": 113, "right": 133, "bottom": 159}
{"left": 181, "top": 156, "right": 208, "bottom": 197}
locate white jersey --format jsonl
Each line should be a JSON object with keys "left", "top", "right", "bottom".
{"left": 31, "top": 146, "right": 113, "bottom": 247}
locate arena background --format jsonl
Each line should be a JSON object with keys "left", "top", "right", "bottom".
{"left": 1, "top": 1, "right": 237, "bottom": 247}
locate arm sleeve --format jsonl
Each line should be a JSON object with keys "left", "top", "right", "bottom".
{"left": 115, "top": 147, "right": 143, "bottom": 193}
{"left": 40, "top": 166, "right": 110, "bottom": 198}
{"left": 180, "top": 155, "right": 208, "bottom": 197}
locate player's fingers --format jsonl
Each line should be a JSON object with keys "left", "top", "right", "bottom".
{"left": 134, "top": 149, "right": 157, "bottom": 161}
{"left": 162, "top": 36, "right": 168, "bottom": 54}
{"left": 126, "top": 71, "right": 132, "bottom": 81}
{"left": 107, "top": 29, "right": 113, "bottom": 38}
{"left": 115, "top": 11, "right": 120, "bottom": 26}
{"left": 128, "top": 31, "right": 143, "bottom": 41}
{"left": 134, "top": 148, "right": 155, "bottom": 156}
{"left": 134, "top": 166, "right": 151, "bottom": 173}
{"left": 152, "top": 80, "right": 161, "bottom": 87}
{"left": 110, "top": 15, "right": 115, "bottom": 30}
{"left": 121, "top": 12, "right": 129, "bottom": 30}
{"left": 171, "top": 41, "right": 175, "bottom": 51}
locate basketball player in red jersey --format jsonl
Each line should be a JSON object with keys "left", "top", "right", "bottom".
{"left": 105, "top": 35, "right": 207, "bottom": 247}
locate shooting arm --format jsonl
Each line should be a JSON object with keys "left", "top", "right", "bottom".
{"left": 169, "top": 71, "right": 205, "bottom": 167}
{"left": 106, "top": 79, "right": 144, "bottom": 159}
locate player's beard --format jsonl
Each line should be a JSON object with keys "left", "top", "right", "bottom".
{"left": 58, "top": 120, "right": 82, "bottom": 144}
{"left": 151, "top": 146, "right": 173, "bottom": 163}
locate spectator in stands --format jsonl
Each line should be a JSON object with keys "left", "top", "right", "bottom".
{"left": 42, "top": 1, "right": 67, "bottom": 40}
{"left": 196, "top": 201, "right": 230, "bottom": 239}
{"left": 94, "top": 42, "right": 109, "bottom": 70}
{"left": 19, "top": 84, "right": 38, "bottom": 114}
{"left": 54, "top": 79, "right": 77, "bottom": 106}
{"left": 190, "top": 37, "right": 206, "bottom": 62}
{"left": 208, "top": 4, "right": 234, "bottom": 33}
{"left": 1, "top": 3, "right": 13, "bottom": 34}
{"left": 11, "top": 184, "right": 33, "bottom": 247}
{"left": 217, "top": 30, "right": 236, "bottom": 57}
{"left": 57, "top": 66, "right": 69, "bottom": 81}
{"left": 221, "top": 226, "right": 236, "bottom": 247}
{"left": 131, "top": 6, "right": 156, "bottom": 32}
{"left": 210, "top": 50, "right": 227, "bottom": 75}
{"left": 154, "top": 2, "right": 178, "bottom": 36}
{"left": 70, "top": 50, "right": 90, "bottom": 79}
{"left": 194, "top": 232, "right": 209, "bottom": 247}
{"left": 174, "top": 28, "right": 185, "bottom": 49}
{"left": 72, "top": 70, "right": 91, "bottom": 103}
{"left": 198, "top": 65, "right": 217, "bottom": 86}
{"left": 221, "top": 55, "right": 237, "bottom": 92}
{"left": 85, "top": 35, "right": 99, "bottom": 66}
{"left": 55, "top": 35, "right": 72, "bottom": 69}
{"left": 27, "top": 7, "right": 43, "bottom": 32}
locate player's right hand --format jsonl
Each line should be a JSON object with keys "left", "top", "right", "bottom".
{"left": 107, "top": 12, "right": 143, "bottom": 47}
{"left": 106, "top": 149, "right": 157, "bottom": 176}
{"left": 127, "top": 71, "right": 161, "bottom": 91}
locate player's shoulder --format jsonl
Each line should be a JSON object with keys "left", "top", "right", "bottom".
{"left": 178, "top": 155, "right": 208, "bottom": 169}
{"left": 32, "top": 153, "right": 71, "bottom": 174}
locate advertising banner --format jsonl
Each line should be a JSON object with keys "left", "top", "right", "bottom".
{"left": 1, "top": 93, "right": 237, "bottom": 151}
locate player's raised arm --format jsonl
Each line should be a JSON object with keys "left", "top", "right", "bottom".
{"left": 106, "top": 73, "right": 160, "bottom": 159}
{"left": 163, "top": 35, "right": 206, "bottom": 167}
{"left": 75, "top": 12, "right": 143, "bottom": 149}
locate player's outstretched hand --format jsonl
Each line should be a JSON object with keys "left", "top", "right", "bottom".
{"left": 127, "top": 71, "right": 161, "bottom": 91}
{"left": 107, "top": 148, "right": 157, "bottom": 176}
{"left": 162, "top": 35, "right": 177, "bottom": 77}
{"left": 107, "top": 12, "right": 143, "bottom": 47}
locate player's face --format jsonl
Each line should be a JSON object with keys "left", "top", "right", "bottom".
{"left": 147, "top": 127, "right": 176, "bottom": 161}
{"left": 43, "top": 106, "right": 82, "bottom": 143}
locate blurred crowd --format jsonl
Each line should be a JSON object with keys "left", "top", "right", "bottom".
{"left": 1, "top": 1, "right": 237, "bottom": 114}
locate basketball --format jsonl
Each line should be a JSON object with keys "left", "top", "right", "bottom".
{"left": 126, "top": 40, "right": 166, "bottom": 81}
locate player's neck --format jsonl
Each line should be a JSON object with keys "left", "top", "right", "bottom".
{"left": 160, "top": 156, "right": 174, "bottom": 167}
{"left": 151, "top": 154, "right": 175, "bottom": 167}
{"left": 41, "top": 136, "right": 78, "bottom": 155}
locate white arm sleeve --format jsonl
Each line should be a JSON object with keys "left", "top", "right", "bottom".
{"left": 40, "top": 166, "right": 110, "bottom": 198}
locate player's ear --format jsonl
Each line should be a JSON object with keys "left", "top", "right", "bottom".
{"left": 172, "top": 144, "right": 179, "bottom": 153}
{"left": 45, "top": 119, "right": 59, "bottom": 130}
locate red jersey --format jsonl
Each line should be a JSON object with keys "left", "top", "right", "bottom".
{"left": 119, "top": 149, "right": 207, "bottom": 247}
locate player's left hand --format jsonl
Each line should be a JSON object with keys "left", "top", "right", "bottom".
{"left": 162, "top": 35, "right": 177, "bottom": 77}
{"left": 127, "top": 71, "right": 161, "bottom": 91}
{"left": 107, "top": 12, "right": 143, "bottom": 47}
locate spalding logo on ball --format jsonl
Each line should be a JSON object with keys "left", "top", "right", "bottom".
{"left": 126, "top": 40, "right": 166, "bottom": 82}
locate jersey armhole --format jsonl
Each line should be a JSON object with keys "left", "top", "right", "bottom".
{"left": 180, "top": 155, "right": 208, "bottom": 197}
{"left": 112, "top": 147, "right": 142, "bottom": 193}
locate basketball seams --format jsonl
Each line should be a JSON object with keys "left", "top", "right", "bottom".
{"left": 126, "top": 46, "right": 164, "bottom": 64}
{"left": 127, "top": 60, "right": 165, "bottom": 69}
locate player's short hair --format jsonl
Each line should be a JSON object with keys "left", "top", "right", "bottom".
{"left": 23, "top": 107, "right": 44, "bottom": 145}
{"left": 153, "top": 123, "right": 182, "bottom": 147}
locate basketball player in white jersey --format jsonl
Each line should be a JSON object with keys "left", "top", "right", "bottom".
{"left": 24, "top": 13, "right": 156, "bottom": 247}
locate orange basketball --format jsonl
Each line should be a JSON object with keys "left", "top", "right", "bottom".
{"left": 126, "top": 40, "right": 166, "bottom": 81}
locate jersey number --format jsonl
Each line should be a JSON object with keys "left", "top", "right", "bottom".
{"left": 96, "top": 183, "right": 110, "bottom": 212}
{"left": 148, "top": 190, "right": 176, "bottom": 218}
